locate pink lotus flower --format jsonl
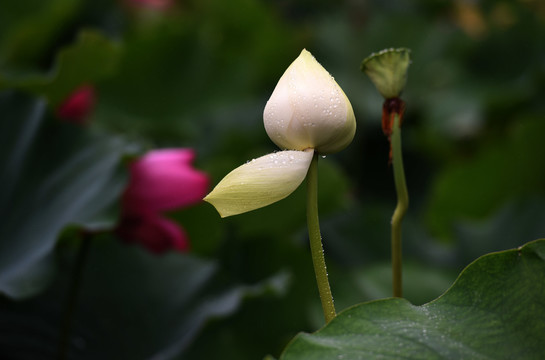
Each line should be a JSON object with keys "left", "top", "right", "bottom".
{"left": 57, "top": 85, "right": 96, "bottom": 125}
{"left": 116, "top": 212, "right": 189, "bottom": 253}
{"left": 117, "top": 149, "right": 209, "bottom": 253}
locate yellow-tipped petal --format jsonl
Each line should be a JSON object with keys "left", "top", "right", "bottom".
{"left": 204, "top": 149, "right": 314, "bottom": 217}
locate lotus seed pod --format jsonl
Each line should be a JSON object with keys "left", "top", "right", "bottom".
{"left": 361, "top": 48, "right": 411, "bottom": 99}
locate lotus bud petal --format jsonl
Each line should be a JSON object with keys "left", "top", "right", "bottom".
{"left": 360, "top": 48, "right": 411, "bottom": 99}
{"left": 204, "top": 149, "right": 314, "bottom": 217}
{"left": 263, "top": 49, "right": 356, "bottom": 154}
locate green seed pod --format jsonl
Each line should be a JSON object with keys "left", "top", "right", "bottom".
{"left": 361, "top": 48, "right": 411, "bottom": 99}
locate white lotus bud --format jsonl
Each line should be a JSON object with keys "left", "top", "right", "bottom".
{"left": 263, "top": 49, "right": 356, "bottom": 154}
{"left": 204, "top": 149, "right": 314, "bottom": 217}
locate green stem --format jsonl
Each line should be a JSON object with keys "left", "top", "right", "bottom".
{"left": 391, "top": 113, "right": 408, "bottom": 298}
{"left": 58, "top": 232, "right": 91, "bottom": 360}
{"left": 306, "top": 152, "right": 336, "bottom": 323}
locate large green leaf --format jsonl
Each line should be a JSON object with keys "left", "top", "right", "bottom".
{"left": 0, "top": 30, "right": 121, "bottom": 107}
{"left": 0, "top": 92, "right": 128, "bottom": 299}
{"left": 0, "top": 0, "right": 81, "bottom": 71}
{"left": 280, "top": 239, "right": 545, "bottom": 359}
{"left": 0, "top": 236, "right": 289, "bottom": 359}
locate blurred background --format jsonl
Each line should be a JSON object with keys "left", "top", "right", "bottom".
{"left": 1, "top": 0, "right": 544, "bottom": 358}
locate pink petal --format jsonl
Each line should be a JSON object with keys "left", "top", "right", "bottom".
{"left": 57, "top": 85, "right": 96, "bottom": 125}
{"left": 116, "top": 213, "right": 189, "bottom": 254}
{"left": 122, "top": 148, "right": 210, "bottom": 214}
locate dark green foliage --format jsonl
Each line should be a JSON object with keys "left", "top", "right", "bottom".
{"left": 1, "top": 0, "right": 544, "bottom": 358}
